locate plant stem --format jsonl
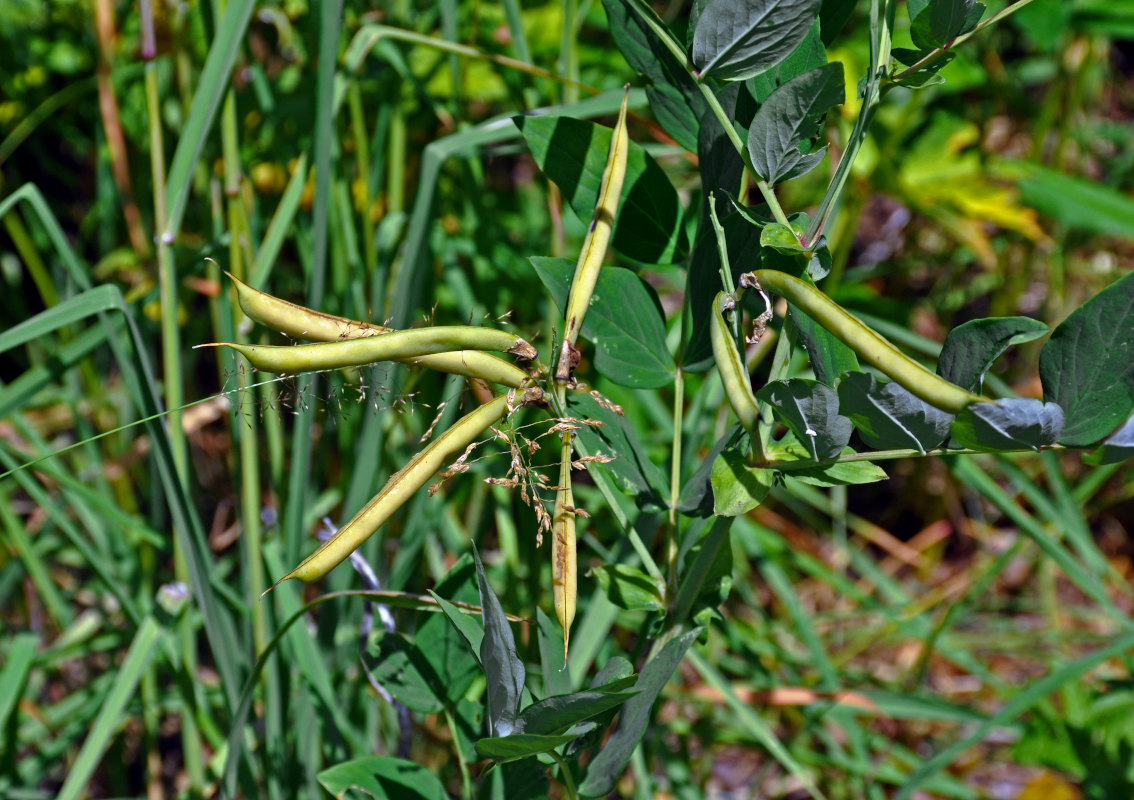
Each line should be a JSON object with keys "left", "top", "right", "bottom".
{"left": 666, "top": 367, "right": 684, "bottom": 598}
{"left": 550, "top": 749, "right": 579, "bottom": 800}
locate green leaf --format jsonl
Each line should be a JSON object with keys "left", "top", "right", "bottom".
{"left": 937, "top": 316, "right": 1050, "bottom": 392}
{"left": 1039, "top": 270, "right": 1134, "bottom": 446}
{"left": 790, "top": 301, "right": 860, "bottom": 385}
{"left": 747, "top": 20, "right": 827, "bottom": 103}
{"left": 691, "top": 0, "right": 823, "bottom": 81}
{"left": 1085, "top": 413, "right": 1134, "bottom": 465}
{"left": 567, "top": 393, "right": 669, "bottom": 510}
{"left": 515, "top": 115, "right": 687, "bottom": 263}
{"left": 577, "top": 629, "right": 701, "bottom": 797}
{"left": 711, "top": 449, "right": 774, "bottom": 516}
{"left": 537, "top": 608, "right": 572, "bottom": 696}
{"left": 530, "top": 257, "right": 676, "bottom": 388}
{"left": 767, "top": 433, "right": 888, "bottom": 486}
{"left": 362, "top": 635, "right": 446, "bottom": 714}
{"left": 909, "top": 0, "right": 982, "bottom": 50}
{"left": 592, "top": 657, "right": 636, "bottom": 687}
{"left": 429, "top": 591, "right": 485, "bottom": 663}
{"left": 678, "top": 426, "right": 743, "bottom": 517}
{"left": 317, "top": 756, "right": 448, "bottom": 800}
{"left": 747, "top": 62, "right": 844, "bottom": 186}
{"left": 416, "top": 555, "right": 481, "bottom": 703}
{"left": 591, "top": 564, "right": 666, "bottom": 611}
{"left": 837, "top": 371, "right": 953, "bottom": 453}
{"left": 760, "top": 220, "right": 807, "bottom": 253}
{"left": 756, "top": 379, "right": 853, "bottom": 460}
{"left": 890, "top": 48, "right": 957, "bottom": 89}
{"left": 950, "top": 399, "right": 1065, "bottom": 452}
{"left": 516, "top": 689, "right": 638, "bottom": 735}
{"left": 474, "top": 547, "right": 525, "bottom": 737}
{"left": 475, "top": 733, "right": 580, "bottom": 763}
{"left": 1010, "top": 161, "right": 1134, "bottom": 239}
{"left": 602, "top": 0, "right": 706, "bottom": 152}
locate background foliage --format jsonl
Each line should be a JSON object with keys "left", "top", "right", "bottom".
{"left": 1, "top": 0, "right": 1133, "bottom": 798}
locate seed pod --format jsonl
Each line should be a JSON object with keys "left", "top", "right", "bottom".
{"left": 227, "top": 272, "right": 531, "bottom": 387}
{"left": 552, "top": 435, "right": 576, "bottom": 662}
{"left": 209, "top": 326, "right": 536, "bottom": 373}
{"left": 281, "top": 387, "right": 544, "bottom": 584}
{"left": 556, "top": 90, "right": 630, "bottom": 381}
{"left": 743, "top": 270, "right": 984, "bottom": 413}
{"left": 710, "top": 291, "right": 760, "bottom": 437}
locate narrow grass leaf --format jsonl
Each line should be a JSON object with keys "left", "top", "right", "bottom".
{"left": 0, "top": 285, "right": 121, "bottom": 355}
{"left": 937, "top": 316, "right": 1049, "bottom": 392}
{"left": 317, "top": 756, "right": 448, "bottom": 800}
{"left": 577, "top": 628, "right": 701, "bottom": 797}
{"left": 56, "top": 617, "right": 163, "bottom": 800}
{"left": 474, "top": 547, "right": 525, "bottom": 737}
{"left": 1012, "top": 162, "right": 1134, "bottom": 239}
{"left": 1039, "top": 269, "right": 1134, "bottom": 446}
{"left": 0, "top": 632, "right": 37, "bottom": 750}
{"left": 163, "top": 0, "right": 256, "bottom": 240}
{"left": 894, "top": 630, "right": 1134, "bottom": 800}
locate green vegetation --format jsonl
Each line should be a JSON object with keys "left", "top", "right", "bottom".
{"left": 2, "top": 0, "right": 1133, "bottom": 798}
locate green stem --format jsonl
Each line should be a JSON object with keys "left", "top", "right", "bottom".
{"left": 624, "top": 0, "right": 794, "bottom": 230}
{"left": 444, "top": 707, "right": 474, "bottom": 800}
{"left": 550, "top": 749, "right": 579, "bottom": 800}
{"left": 666, "top": 367, "right": 684, "bottom": 598}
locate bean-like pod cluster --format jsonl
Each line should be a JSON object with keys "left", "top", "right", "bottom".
{"left": 225, "top": 273, "right": 533, "bottom": 388}
{"left": 710, "top": 290, "right": 761, "bottom": 440}
{"left": 740, "top": 270, "right": 985, "bottom": 413}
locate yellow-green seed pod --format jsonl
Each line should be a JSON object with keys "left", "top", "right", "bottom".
{"left": 209, "top": 326, "right": 536, "bottom": 373}
{"left": 280, "top": 387, "right": 544, "bottom": 584}
{"left": 556, "top": 90, "right": 631, "bottom": 381}
{"left": 227, "top": 272, "right": 532, "bottom": 387}
{"left": 552, "top": 435, "right": 577, "bottom": 663}
{"left": 710, "top": 291, "right": 760, "bottom": 437}
{"left": 744, "top": 270, "right": 985, "bottom": 413}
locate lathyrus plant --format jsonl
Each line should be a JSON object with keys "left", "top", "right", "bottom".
{"left": 212, "top": 0, "right": 1133, "bottom": 797}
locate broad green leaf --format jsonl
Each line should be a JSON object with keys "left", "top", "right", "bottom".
{"left": 890, "top": 48, "right": 957, "bottom": 89}
{"left": 362, "top": 635, "right": 446, "bottom": 714}
{"left": 691, "top": 0, "right": 823, "bottom": 81}
{"left": 789, "top": 301, "right": 860, "bottom": 385}
{"left": 567, "top": 393, "right": 669, "bottom": 510}
{"left": 1085, "top": 414, "right": 1134, "bottom": 466}
{"left": 711, "top": 449, "right": 774, "bottom": 516}
{"left": 577, "top": 629, "right": 701, "bottom": 797}
{"left": 317, "top": 756, "right": 448, "bottom": 800}
{"left": 593, "top": 657, "right": 636, "bottom": 687}
{"left": 416, "top": 554, "right": 481, "bottom": 703}
{"left": 767, "top": 433, "right": 888, "bottom": 485}
{"left": 760, "top": 221, "right": 807, "bottom": 253}
{"left": 515, "top": 115, "right": 687, "bottom": 263}
{"left": 1009, "top": 161, "right": 1134, "bottom": 239}
{"left": 429, "top": 592, "right": 485, "bottom": 662}
{"left": 951, "top": 398, "right": 1064, "bottom": 452}
{"left": 783, "top": 459, "right": 889, "bottom": 487}
{"left": 756, "top": 379, "right": 853, "bottom": 460}
{"left": 530, "top": 257, "right": 676, "bottom": 388}
{"left": 747, "top": 62, "right": 844, "bottom": 186}
{"left": 475, "top": 733, "right": 580, "bottom": 763}
{"left": 474, "top": 547, "right": 525, "bottom": 737}
{"left": 937, "top": 316, "right": 1050, "bottom": 392}
{"left": 819, "top": 0, "right": 858, "bottom": 44}
{"left": 678, "top": 425, "right": 744, "bottom": 517}
{"left": 909, "top": 0, "right": 983, "bottom": 50}
{"left": 602, "top": 0, "right": 706, "bottom": 152}
{"left": 747, "top": 20, "right": 827, "bottom": 103}
{"left": 516, "top": 689, "right": 638, "bottom": 735}
{"left": 591, "top": 564, "right": 666, "bottom": 611}
{"left": 837, "top": 371, "right": 953, "bottom": 453}
{"left": 1039, "top": 270, "right": 1134, "bottom": 446}
{"left": 681, "top": 523, "right": 734, "bottom": 612}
